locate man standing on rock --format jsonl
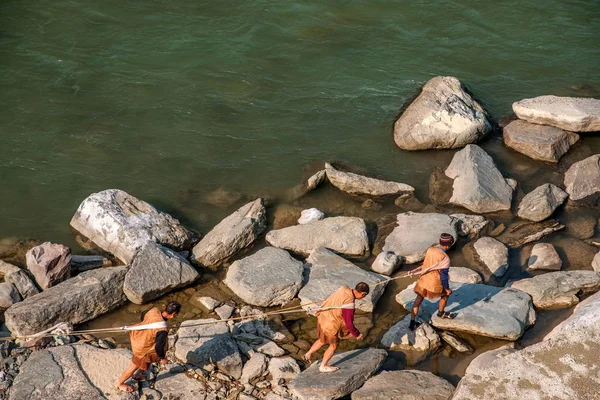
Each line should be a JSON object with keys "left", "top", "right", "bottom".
{"left": 408, "top": 233, "right": 455, "bottom": 330}
{"left": 116, "top": 301, "right": 181, "bottom": 392}
{"left": 303, "top": 283, "right": 369, "bottom": 372}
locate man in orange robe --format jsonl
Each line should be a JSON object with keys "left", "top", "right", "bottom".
{"left": 116, "top": 301, "right": 181, "bottom": 392}
{"left": 303, "top": 282, "right": 369, "bottom": 372}
{"left": 407, "top": 233, "right": 455, "bottom": 330}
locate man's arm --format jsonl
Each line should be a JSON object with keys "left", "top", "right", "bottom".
{"left": 155, "top": 331, "right": 168, "bottom": 359}
{"left": 342, "top": 308, "right": 361, "bottom": 338}
{"left": 440, "top": 268, "right": 450, "bottom": 290}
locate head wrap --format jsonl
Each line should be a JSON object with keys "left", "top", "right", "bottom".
{"left": 439, "top": 233, "right": 455, "bottom": 246}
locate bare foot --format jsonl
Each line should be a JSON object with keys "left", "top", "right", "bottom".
{"left": 303, "top": 353, "right": 312, "bottom": 365}
{"left": 319, "top": 365, "right": 339, "bottom": 373}
{"left": 117, "top": 384, "right": 134, "bottom": 392}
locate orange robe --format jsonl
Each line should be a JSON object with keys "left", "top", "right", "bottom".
{"left": 129, "top": 307, "right": 167, "bottom": 370}
{"left": 414, "top": 246, "right": 449, "bottom": 299}
{"left": 315, "top": 286, "right": 355, "bottom": 344}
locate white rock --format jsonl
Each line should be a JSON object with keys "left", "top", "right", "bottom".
{"left": 512, "top": 95, "right": 600, "bottom": 132}
{"left": 325, "top": 163, "right": 415, "bottom": 197}
{"left": 503, "top": 120, "right": 579, "bottom": 163}
{"left": 241, "top": 352, "right": 268, "bottom": 384}
{"left": 297, "top": 208, "right": 325, "bottom": 225}
{"left": 449, "top": 267, "right": 482, "bottom": 284}
{"left": 70, "top": 189, "right": 195, "bottom": 264}
{"left": 255, "top": 340, "right": 285, "bottom": 357}
{"left": 526, "top": 243, "right": 562, "bottom": 271}
{"left": 563, "top": 154, "right": 600, "bottom": 203}
{"left": 197, "top": 296, "right": 221, "bottom": 312}
{"left": 472, "top": 237, "right": 509, "bottom": 277}
{"left": 382, "top": 212, "right": 459, "bottom": 264}
{"left": 370, "top": 252, "right": 401, "bottom": 276}
{"left": 215, "top": 304, "right": 235, "bottom": 320}
{"left": 445, "top": 145, "right": 515, "bottom": 213}
{"left": 393, "top": 76, "right": 491, "bottom": 150}
{"left": 380, "top": 315, "right": 441, "bottom": 363}
{"left": 517, "top": 183, "right": 569, "bottom": 222}
{"left": 268, "top": 357, "right": 301, "bottom": 385}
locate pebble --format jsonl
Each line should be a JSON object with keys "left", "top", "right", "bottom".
{"left": 215, "top": 304, "right": 235, "bottom": 320}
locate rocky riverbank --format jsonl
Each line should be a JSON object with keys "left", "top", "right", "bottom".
{"left": 1, "top": 77, "right": 599, "bottom": 400}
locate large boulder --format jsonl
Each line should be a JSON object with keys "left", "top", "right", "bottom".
{"left": 70, "top": 189, "right": 196, "bottom": 264}
{"left": 445, "top": 145, "right": 515, "bottom": 213}
{"left": 451, "top": 291, "right": 600, "bottom": 400}
{"left": 192, "top": 199, "right": 266, "bottom": 270}
{"left": 469, "top": 237, "right": 509, "bottom": 278}
{"left": 224, "top": 247, "right": 304, "bottom": 307}
{"left": 380, "top": 315, "right": 441, "bottom": 363}
{"left": 0, "top": 282, "right": 20, "bottom": 309}
{"left": 512, "top": 95, "right": 600, "bottom": 132}
{"left": 299, "top": 247, "right": 388, "bottom": 314}
{"left": 516, "top": 183, "right": 568, "bottom": 222}
{"left": 325, "top": 163, "right": 414, "bottom": 198}
{"left": 509, "top": 271, "right": 600, "bottom": 309}
{"left": 4, "top": 267, "right": 127, "bottom": 337}
{"left": 382, "top": 212, "right": 458, "bottom": 264}
{"left": 503, "top": 120, "right": 579, "bottom": 163}
{"left": 393, "top": 76, "right": 491, "bottom": 150}
{"left": 174, "top": 318, "right": 243, "bottom": 379}
{"left": 397, "top": 282, "right": 535, "bottom": 340}
{"left": 289, "top": 348, "right": 386, "bottom": 400}
{"left": 0, "top": 260, "right": 39, "bottom": 299}
{"left": 526, "top": 243, "right": 562, "bottom": 271}
{"left": 352, "top": 370, "right": 455, "bottom": 400}
{"left": 563, "top": 154, "right": 600, "bottom": 204}
{"left": 266, "top": 217, "right": 370, "bottom": 259}
{"left": 123, "top": 241, "right": 199, "bottom": 304}
{"left": 25, "top": 242, "right": 71, "bottom": 290}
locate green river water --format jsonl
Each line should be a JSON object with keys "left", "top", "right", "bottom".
{"left": 1, "top": 0, "right": 599, "bottom": 244}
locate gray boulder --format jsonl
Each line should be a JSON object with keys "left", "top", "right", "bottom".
{"left": 0, "top": 282, "right": 20, "bottom": 309}
{"left": 25, "top": 242, "right": 71, "bottom": 290}
{"left": 509, "top": 271, "right": 600, "bottom": 309}
{"left": 563, "top": 154, "right": 600, "bottom": 204}
{"left": 517, "top": 183, "right": 568, "bottom": 222}
{"left": 471, "top": 237, "right": 509, "bottom": 278}
{"left": 4, "top": 267, "right": 127, "bottom": 337}
{"left": 241, "top": 352, "right": 269, "bottom": 384}
{"left": 0, "top": 260, "right": 39, "bottom": 299}
{"left": 224, "top": 247, "right": 303, "bottom": 307}
{"left": 325, "top": 163, "right": 414, "bottom": 198}
{"left": 452, "top": 291, "right": 600, "bottom": 400}
{"left": 299, "top": 248, "right": 388, "bottom": 314}
{"left": 289, "top": 348, "right": 386, "bottom": 400}
{"left": 192, "top": 199, "right": 266, "bottom": 270}
{"left": 397, "top": 282, "right": 535, "bottom": 340}
{"left": 174, "top": 318, "right": 243, "bottom": 379}
{"left": 449, "top": 267, "right": 482, "bottom": 284}
{"left": 380, "top": 315, "right": 441, "bottom": 363}
{"left": 593, "top": 251, "right": 600, "bottom": 272}
{"left": 123, "top": 241, "right": 199, "bottom": 304}
{"left": 370, "top": 251, "right": 401, "bottom": 276}
{"left": 512, "top": 95, "right": 600, "bottom": 132}
{"left": 382, "top": 212, "right": 458, "bottom": 264}
{"left": 70, "top": 189, "right": 195, "bottom": 264}
{"left": 266, "top": 216, "right": 370, "bottom": 259}
{"left": 503, "top": 120, "right": 579, "bottom": 163}
{"left": 526, "top": 243, "right": 562, "bottom": 271}
{"left": 450, "top": 213, "right": 489, "bottom": 238}
{"left": 445, "top": 145, "right": 515, "bottom": 213}
{"left": 352, "top": 370, "right": 455, "bottom": 400}
{"left": 393, "top": 76, "right": 491, "bottom": 150}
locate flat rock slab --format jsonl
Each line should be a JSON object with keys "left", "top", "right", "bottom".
{"left": 124, "top": 241, "right": 199, "bottom": 304}
{"left": 382, "top": 212, "right": 458, "bottom": 264}
{"left": 563, "top": 154, "right": 600, "bottom": 204}
{"left": 289, "top": 348, "right": 387, "bottom": 400}
{"left": 266, "top": 216, "right": 370, "bottom": 259}
{"left": 5, "top": 267, "right": 127, "bottom": 337}
{"left": 512, "top": 95, "right": 600, "bottom": 132}
{"left": 192, "top": 199, "right": 266, "bottom": 270}
{"left": 397, "top": 282, "right": 535, "bottom": 340}
{"left": 380, "top": 315, "right": 441, "bottom": 364}
{"left": 393, "top": 76, "right": 491, "bottom": 150}
{"left": 509, "top": 271, "right": 600, "bottom": 309}
{"left": 452, "top": 291, "right": 600, "bottom": 400}
{"left": 325, "top": 163, "right": 414, "bottom": 198}
{"left": 527, "top": 243, "right": 562, "bottom": 271}
{"left": 174, "top": 318, "right": 243, "bottom": 379}
{"left": 517, "top": 183, "right": 568, "bottom": 222}
{"left": 445, "top": 145, "right": 515, "bottom": 213}
{"left": 503, "top": 120, "right": 579, "bottom": 163}
{"left": 299, "top": 247, "right": 388, "bottom": 314}
{"left": 351, "top": 370, "right": 455, "bottom": 400}
{"left": 224, "top": 247, "right": 303, "bottom": 307}
{"left": 70, "top": 189, "right": 196, "bottom": 264}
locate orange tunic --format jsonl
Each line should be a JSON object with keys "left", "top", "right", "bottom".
{"left": 315, "top": 286, "right": 355, "bottom": 344}
{"left": 129, "top": 307, "right": 167, "bottom": 370}
{"left": 414, "top": 246, "right": 449, "bottom": 299}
